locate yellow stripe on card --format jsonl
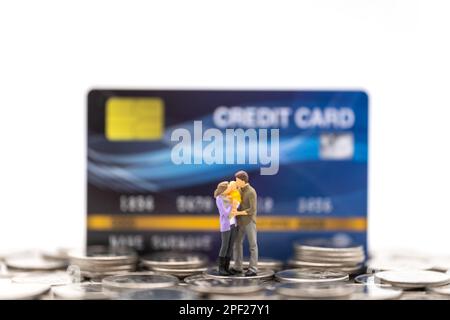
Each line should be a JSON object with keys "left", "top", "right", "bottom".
{"left": 88, "top": 214, "right": 366, "bottom": 232}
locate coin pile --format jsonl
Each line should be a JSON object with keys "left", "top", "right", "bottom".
{"left": 141, "top": 252, "right": 209, "bottom": 278}
{"left": 1, "top": 247, "right": 450, "bottom": 300}
{"left": 275, "top": 268, "right": 349, "bottom": 284}
{"left": 290, "top": 243, "right": 365, "bottom": 274}
{"left": 68, "top": 246, "right": 138, "bottom": 279}
{"left": 275, "top": 282, "right": 355, "bottom": 299}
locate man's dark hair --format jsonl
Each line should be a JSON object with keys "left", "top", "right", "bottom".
{"left": 234, "top": 170, "right": 249, "bottom": 183}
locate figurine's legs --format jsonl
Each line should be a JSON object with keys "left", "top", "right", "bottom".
{"left": 246, "top": 221, "right": 258, "bottom": 273}
{"left": 224, "top": 224, "right": 238, "bottom": 273}
{"left": 232, "top": 225, "right": 246, "bottom": 271}
{"left": 219, "top": 229, "right": 231, "bottom": 258}
{"left": 226, "top": 224, "right": 238, "bottom": 259}
{"left": 218, "top": 229, "right": 232, "bottom": 275}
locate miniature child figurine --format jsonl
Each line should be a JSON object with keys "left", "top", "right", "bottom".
{"left": 214, "top": 180, "right": 246, "bottom": 276}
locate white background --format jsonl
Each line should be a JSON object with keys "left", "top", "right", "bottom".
{"left": 0, "top": 0, "right": 449, "bottom": 255}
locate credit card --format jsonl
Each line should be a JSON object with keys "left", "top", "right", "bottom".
{"left": 87, "top": 89, "right": 369, "bottom": 261}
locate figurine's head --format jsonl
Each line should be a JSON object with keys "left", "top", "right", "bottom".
{"left": 214, "top": 181, "right": 229, "bottom": 198}
{"left": 234, "top": 170, "right": 249, "bottom": 188}
{"left": 227, "top": 181, "right": 238, "bottom": 191}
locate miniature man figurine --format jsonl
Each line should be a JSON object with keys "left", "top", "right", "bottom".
{"left": 230, "top": 170, "right": 258, "bottom": 276}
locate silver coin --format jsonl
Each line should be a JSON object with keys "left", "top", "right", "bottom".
{"left": 367, "top": 258, "right": 434, "bottom": 273}
{"left": 276, "top": 282, "right": 355, "bottom": 299}
{"left": 275, "top": 268, "right": 349, "bottom": 283}
{"left": 427, "top": 284, "right": 450, "bottom": 296}
{"left": 118, "top": 287, "right": 200, "bottom": 300}
{"left": 295, "top": 244, "right": 364, "bottom": 254}
{"left": 150, "top": 266, "right": 208, "bottom": 277}
{"left": 12, "top": 272, "right": 73, "bottom": 286}
{"left": 102, "top": 272, "right": 179, "bottom": 290}
{"left": 68, "top": 246, "right": 137, "bottom": 263}
{"left": 230, "top": 258, "right": 284, "bottom": 270}
{"left": 75, "top": 263, "right": 136, "bottom": 272}
{"left": 430, "top": 257, "right": 450, "bottom": 272}
{"left": 68, "top": 246, "right": 136, "bottom": 262}
{"left": 288, "top": 260, "right": 358, "bottom": 268}
{"left": 81, "top": 269, "right": 135, "bottom": 280}
{"left": 5, "top": 256, "right": 67, "bottom": 271}
{"left": 348, "top": 284, "right": 403, "bottom": 300}
{"left": 294, "top": 253, "right": 364, "bottom": 264}
{"left": 42, "top": 248, "right": 72, "bottom": 261}
{"left": 141, "top": 252, "right": 208, "bottom": 268}
{"left": 209, "top": 290, "right": 279, "bottom": 300}
{"left": 0, "top": 283, "right": 50, "bottom": 299}
{"left": 204, "top": 268, "right": 274, "bottom": 280}
{"left": 52, "top": 283, "right": 110, "bottom": 300}
{"left": 375, "top": 270, "right": 450, "bottom": 289}
{"left": 183, "top": 274, "right": 207, "bottom": 284}
{"left": 187, "top": 277, "right": 264, "bottom": 294}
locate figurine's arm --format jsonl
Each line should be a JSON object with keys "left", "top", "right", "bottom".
{"left": 246, "top": 191, "right": 257, "bottom": 217}
{"left": 217, "top": 197, "right": 232, "bottom": 219}
{"left": 230, "top": 199, "right": 248, "bottom": 218}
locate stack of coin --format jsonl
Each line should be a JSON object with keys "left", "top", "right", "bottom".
{"left": 275, "top": 282, "right": 355, "bottom": 300}
{"left": 68, "top": 246, "right": 138, "bottom": 279}
{"left": 141, "top": 252, "right": 209, "bottom": 278}
{"left": 275, "top": 268, "right": 349, "bottom": 284}
{"left": 290, "top": 243, "right": 365, "bottom": 274}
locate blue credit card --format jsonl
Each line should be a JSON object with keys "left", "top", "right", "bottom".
{"left": 87, "top": 89, "right": 369, "bottom": 261}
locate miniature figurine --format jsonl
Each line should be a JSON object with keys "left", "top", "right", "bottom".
{"left": 230, "top": 170, "right": 259, "bottom": 276}
{"left": 214, "top": 181, "right": 240, "bottom": 275}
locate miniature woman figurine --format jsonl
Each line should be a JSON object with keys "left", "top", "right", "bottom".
{"left": 214, "top": 181, "right": 247, "bottom": 275}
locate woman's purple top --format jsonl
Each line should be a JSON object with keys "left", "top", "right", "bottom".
{"left": 216, "top": 195, "right": 235, "bottom": 232}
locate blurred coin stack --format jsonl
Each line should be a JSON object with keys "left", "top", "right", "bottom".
{"left": 68, "top": 246, "right": 138, "bottom": 279}
{"left": 141, "top": 252, "right": 209, "bottom": 278}
{"left": 289, "top": 243, "right": 365, "bottom": 275}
